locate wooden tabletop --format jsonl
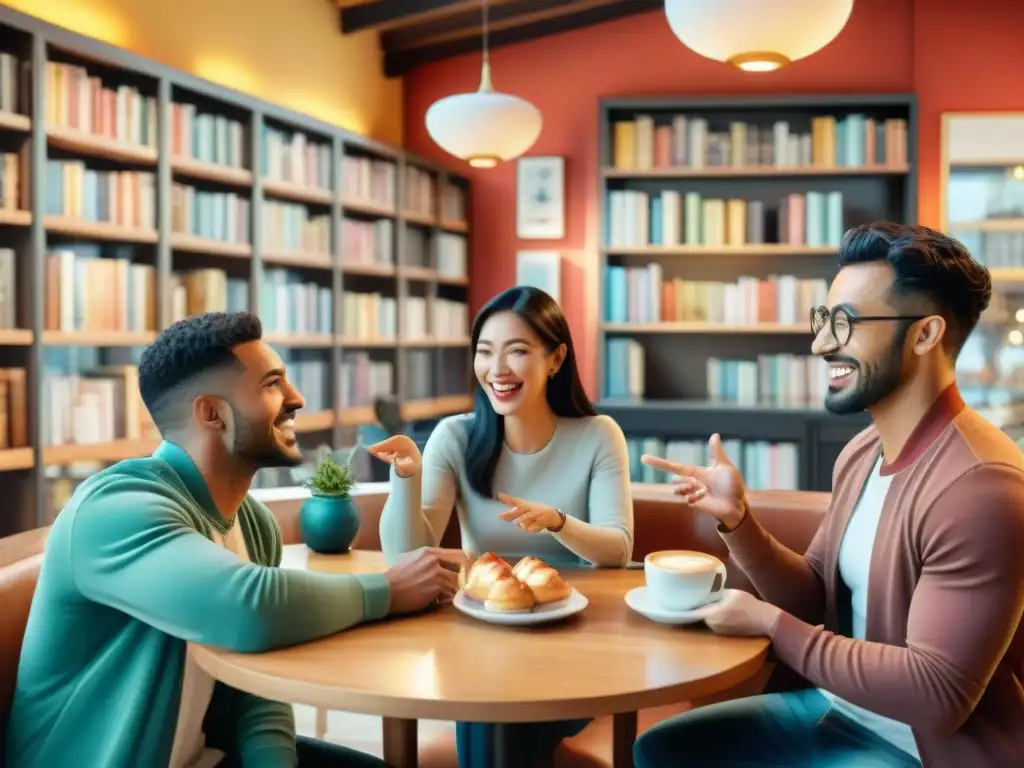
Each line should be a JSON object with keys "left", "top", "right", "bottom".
{"left": 190, "top": 548, "right": 770, "bottom": 723}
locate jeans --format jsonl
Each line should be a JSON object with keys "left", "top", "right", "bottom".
{"left": 456, "top": 718, "right": 591, "bottom": 767}
{"left": 633, "top": 689, "right": 922, "bottom": 767}
{"left": 219, "top": 735, "right": 389, "bottom": 767}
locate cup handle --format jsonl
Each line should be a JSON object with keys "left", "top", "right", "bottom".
{"left": 710, "top": 564, "right": 727, "bottom": 596}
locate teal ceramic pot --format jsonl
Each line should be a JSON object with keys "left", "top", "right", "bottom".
{"left": 299, "top": 494, "right": 361, "bottom": 554}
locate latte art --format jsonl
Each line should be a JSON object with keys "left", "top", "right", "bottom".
{"left": 649, "top": 552, "right": 720, "bottom": 573}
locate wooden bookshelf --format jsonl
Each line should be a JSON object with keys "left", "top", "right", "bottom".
{"left": 597, "top": 94, "right": 917, "bottom": 492}
{"left": 0, "top": 5, "right": 474, "bottom": 535}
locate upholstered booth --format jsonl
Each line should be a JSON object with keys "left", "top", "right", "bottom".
{"left": 0, "top": 486, "right": 828, "bottom": 767}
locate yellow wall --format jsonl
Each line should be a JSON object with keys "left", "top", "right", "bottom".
{"left": 3, "top": 0, "right": 403, "bottom": 145}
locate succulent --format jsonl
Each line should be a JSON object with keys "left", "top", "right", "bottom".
{"left": 302, "top": 454, "right": 356, "bottom": 498}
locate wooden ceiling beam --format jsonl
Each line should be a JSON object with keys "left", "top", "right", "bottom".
{"left": 382, "top": 0, "right": 596, "bottom": 52}
{"left": 340, "top": 0, "right": 475, "bottom": 34}
{"left": 383, "top": 0, "right": 660, "bottom": 77}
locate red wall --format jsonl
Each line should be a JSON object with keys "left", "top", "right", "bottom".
{"left": 404, "top": 0, "right": 1024, "bottom": 397}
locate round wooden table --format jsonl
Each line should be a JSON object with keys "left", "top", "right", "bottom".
{"left": 190, "top": 547, "right": 769, "bottom": 768}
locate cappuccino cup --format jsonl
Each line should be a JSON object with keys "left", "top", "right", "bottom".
{"left": 644, "top": 550, "right": 727, "bottom": 612}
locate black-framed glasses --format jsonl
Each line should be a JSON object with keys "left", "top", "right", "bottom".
{"left": 810, "top": 305, "right": 927, "bottom": 347}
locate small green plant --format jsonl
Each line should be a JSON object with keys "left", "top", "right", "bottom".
{"left": 302, "top": 454, "right": 356, "bottom": 498}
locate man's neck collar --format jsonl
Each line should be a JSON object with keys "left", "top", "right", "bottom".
{"left": 155, "top": 441, "right": 250, "bottom": 532}
{"left": 877, "top": 383, "right": 965, "bottom": 477}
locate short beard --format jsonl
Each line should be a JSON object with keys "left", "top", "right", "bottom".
{"left": 824, "top": 331, "right": 908, "bottom": 415}
{"left": 232, "top": 414, "right": 303, "bottom": 468}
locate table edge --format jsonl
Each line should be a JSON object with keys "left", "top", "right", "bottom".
{"left": 188, "top": 640, "right": 770, "bottom": 723}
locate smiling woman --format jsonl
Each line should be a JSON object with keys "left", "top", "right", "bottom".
{"left": 370, "top": 286, "right": 635, "bottom": 768}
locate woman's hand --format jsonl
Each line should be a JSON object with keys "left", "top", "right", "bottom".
{"left": 496, "top": 493, "right": 564, "bottom": 533}
{"left": 368, "top": 435, "right": 421, "bottom": 478}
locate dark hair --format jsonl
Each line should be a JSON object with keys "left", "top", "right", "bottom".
{"left": 837, "top": 222, "right": 991, "bottom": 357}
{"left": 138, "top": 311, "right": 263, "bottom": 432}
{"left": 464, "top": 286, "right": 595, "bottom": 498}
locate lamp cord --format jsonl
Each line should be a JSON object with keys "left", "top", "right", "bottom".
{"left": 482, "top": 0, "right": 489, "bottom": 67}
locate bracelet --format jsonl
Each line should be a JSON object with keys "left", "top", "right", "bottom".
{"left": 548, "top": 508, "right": 567, "bottom": 533}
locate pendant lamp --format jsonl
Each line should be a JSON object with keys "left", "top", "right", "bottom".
{"left": 425, "top": 0, "right": 542, "bottom": 168}
{"left": 665, "top": 0, "right": 854, "bottom": 72}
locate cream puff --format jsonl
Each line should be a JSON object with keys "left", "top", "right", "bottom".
{"left": 513, "top": 556, "right": 573, "bottom": 605}
{"left": 482, "top": 576, "right": 535, "bottom": 613}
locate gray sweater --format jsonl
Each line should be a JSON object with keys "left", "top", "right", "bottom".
{"left": 379, "top": 414, "right": 634, "bottom": 567}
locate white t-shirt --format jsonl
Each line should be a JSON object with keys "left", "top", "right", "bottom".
{"left": 167, "top": 523, "right": 251, "bottom": 768}
{"left": 819, "top": 456, "right": 920, "bottom": 760}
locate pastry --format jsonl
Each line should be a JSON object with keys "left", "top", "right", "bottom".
{"left": 483, "top": 576, "right": 535, "bottom": 613}
{"left": 459, "top": 553, "right": 515, "bottom": 602}
{"left": 512, "top": 556, "right": 573, "bottom": 605}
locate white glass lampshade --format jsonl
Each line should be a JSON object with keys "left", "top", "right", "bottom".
{"left": 665, "top": 0, "right": 854, "bottom": 72}
{"left": 425, "top": 63, "right": 542, "bottom": 168}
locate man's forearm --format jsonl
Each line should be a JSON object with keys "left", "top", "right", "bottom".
{"left": 718, "top": 500, "right": 826, "bottom": 624}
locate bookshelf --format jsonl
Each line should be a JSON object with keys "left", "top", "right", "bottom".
{"left": 941, "top": 112, "right": 1024, "bottom": 448}
{"left": 597, "top": 95, "right": 916, "bottom": 491}
{"left": 0, "top": 6, "right": 473, "bottom": 535}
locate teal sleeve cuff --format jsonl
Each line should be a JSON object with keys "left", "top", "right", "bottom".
{"left": 241, "top": 746, "right": 297, "bottom": 768}
{"left": 355, "top": 573, "right": 391, "bottom": 621}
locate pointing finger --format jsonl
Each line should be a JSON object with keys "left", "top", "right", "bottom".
{"left": 496, "top": 492, "right": 527, "bottom": 507}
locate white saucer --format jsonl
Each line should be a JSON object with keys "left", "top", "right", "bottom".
{"left": 625, "top": 587, "right": 739, "bottom": 625}
{"left": 453, "top": 587, "right": 588, "bottom": 626}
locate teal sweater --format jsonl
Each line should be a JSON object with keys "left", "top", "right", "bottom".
{"left": 4, "top": 442, "right": 391, "bottom": 768}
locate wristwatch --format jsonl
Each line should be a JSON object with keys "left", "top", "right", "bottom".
{"left": 548, "top": 508, "right": 567, "bottom": 533}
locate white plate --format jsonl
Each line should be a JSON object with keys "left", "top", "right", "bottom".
{"left": 453, "top": 587, "right": 589, "bottom": 626}
{"left": 625, "top": 587, "right": 740, "bottom": 625}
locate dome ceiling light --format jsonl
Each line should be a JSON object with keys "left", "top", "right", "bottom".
{"left": 425, "top": 0, "right": 542, "bottom": 168}
{"left": 664, "top": 0, "right": 854, "bottom": 73}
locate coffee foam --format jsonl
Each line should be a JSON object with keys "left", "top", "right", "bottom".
{"left": 649, "top": 551, "right": 720, "bottom": 573}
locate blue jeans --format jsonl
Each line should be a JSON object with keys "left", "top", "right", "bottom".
{"left": 634, "top": 689, "right": 922, "bottom": 767}
{"left": 456, "top": 718, "right": 590, "bottom": 767}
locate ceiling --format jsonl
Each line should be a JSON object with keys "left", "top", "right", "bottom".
{"left": 339, "top": 0, "right": 663, "bottom": 78}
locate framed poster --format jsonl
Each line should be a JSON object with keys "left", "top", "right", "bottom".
{"left": 516, "top": 250, "right": 561, "bottom": 302}
{"left": 516, "top": 156, "right": 565, "bottom": 239}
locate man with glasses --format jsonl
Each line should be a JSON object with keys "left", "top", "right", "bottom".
{"left": 634, "top": 222, "right": 1024, "bottom": 767}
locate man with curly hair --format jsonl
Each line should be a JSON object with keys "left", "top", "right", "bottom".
{"left": 5, "top": 311, "right": 465, "bottom": 768}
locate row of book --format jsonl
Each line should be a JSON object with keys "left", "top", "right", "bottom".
{"left": 43, "top": 365, "right": 156, "bottom": 447}
{"left": 262, "top": 126, "right": 332, "bottom": 191}
{"left": 626, "top": 435, "right": 799, "bottom": 491}
{"left": 604, "top": 265, "right": 828, "bottom": 326}
{"left": 45, "top": 246, "right": 158, "bottom": 332}
{"left": 438, "top": 233, "right": 468, "bottom": 279}
{"left": 441, "top": 184, "right": 467, "bottom": 223}
{"left": 343, "top": 218, "right": 394, "bottom": 267}
{"left": 339, "top": 353, "right": 394, "bottom": 407}
{"left": 0, "top": 367, "right": 27, "bottom": 450}
{"left": 170, "top": 102, "right": 245, "bottom": 168}
{"left": 342, "top": 290, "right": 397, "bottom": 340}
{"left": 612, "top": 113, "right": 909, "bottom": 171}
{"left": 1, "top": 152, "right": 21, "bottom": 210}
{"left": 343, "top": 157, "right": 396, "bottom": 211}
{"left": 44, "top": 162, "right": 156, "bottom": 230}
{"left": 406, "top": 349, "right": 435, "bottom": 400}
{"left": 953, "top": 232, "right": 1024, "bottom": 271}
{"left": 405, "top": 165, "right": 434, "bottom": 217}
{"left": 0, "top": 249, "right": 16, "bottom": 330}
{"left": 263, "top": 202, "right": 331, "bottom": 255}
{"left": 260, "top": 269, "right": 333, "bottom": 336}
{"left": 171, "top": 184, "right": 250, "bottom": 244}
{"left": 400, "top": 297, "right": 468, "bottom": 341}
{"left": 168, "top": 268, "right": 247, "bottom": 322}
{"left": 606, "top": 189, "right": 846, "bottom": 248}
{"left": 707, "top": 355, "right": 829, "bottom": 408}
{"left": 45, "top": 59, "right": 158, "bottom": 148}
{"left": 0, "top": 52, "right": 23, "bottom": 116}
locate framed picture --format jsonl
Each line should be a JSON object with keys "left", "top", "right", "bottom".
{"left": 516, "top": 250, "right": 561, "bottom": 302}
{"left": 516, "top": 156, "right": 565, "bottom": 239}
